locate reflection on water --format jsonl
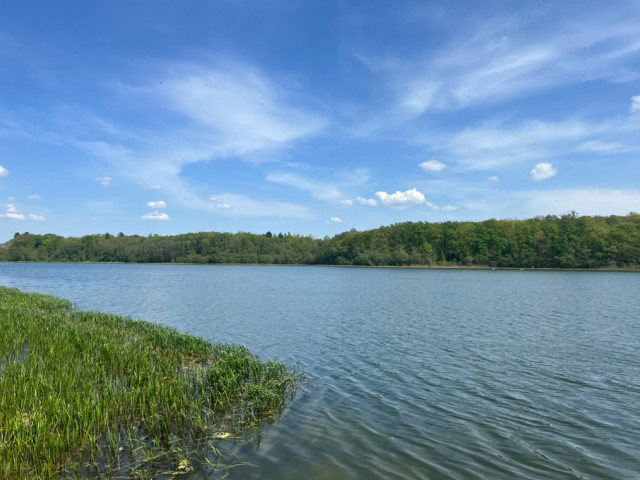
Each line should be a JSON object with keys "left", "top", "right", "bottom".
{"left": 1, "top": 264, "right": 639, "bottom": 479}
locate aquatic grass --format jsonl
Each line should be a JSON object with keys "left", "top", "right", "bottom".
{"left": 0, "top": 287, "right": 301, "bottom": 479}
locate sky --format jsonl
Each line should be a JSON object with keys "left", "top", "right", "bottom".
{"left": 1, "top": 0, "right": 640, "bottom": 240}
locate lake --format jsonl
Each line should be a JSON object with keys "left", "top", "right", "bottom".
{"left": 1, "top": 263, "right": 638, "bottom": 479}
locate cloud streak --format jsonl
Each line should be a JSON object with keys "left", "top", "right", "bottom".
{"left": 141, "top": 211, "right": 170, "bottom": 221}
{"left": 145, "top": 62, "right": 328, "bottom": 157}
{"left": 267, "top": 172, "right": 342, "bottom": 201}
{"left": 382, "top": 6, "right": 640, "bottom": 115}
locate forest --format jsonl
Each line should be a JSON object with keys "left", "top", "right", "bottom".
{"left": 2, "top": 212, "right": 639, "bottom": 269}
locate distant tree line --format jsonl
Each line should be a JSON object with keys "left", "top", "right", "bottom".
{"left": 2, "top": 213, "right": 639, "bottom": 269}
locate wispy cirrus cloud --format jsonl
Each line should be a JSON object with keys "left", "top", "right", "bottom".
{"left": 421, "top": 114, "right": 640, "bottom": 171}
{"left": 368, "top": 5, "right": 640, "bottom": 115}
{"left": 575, "top": 140, "right": 638, "bottom": 155}
{"left": 16, "top": 60, "right": 330, "bottom": 222}
{"left": 267, "top": 172, "right": 342, "bottom": 201}
{"left": 139, "top": 61, "right": 328, "bottom": 158}
{"left": 267, "top": 168, "right": 371, "bottom": 203}
{"left": 206, "top": 193, "right": 312, "bottom": 218}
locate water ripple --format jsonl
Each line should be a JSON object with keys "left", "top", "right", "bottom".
{"left": 1, "top": 264, "right": 639, "bottom": 479}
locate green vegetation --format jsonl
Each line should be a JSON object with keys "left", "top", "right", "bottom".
{"left": 0, "top": 287, "right": 300, "bottom": 479}
{"left": 2, "top": 212, "right": 640, "bottom": 268}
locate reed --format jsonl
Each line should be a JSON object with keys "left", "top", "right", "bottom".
{"left": 0, "top": 287, "right": 300, "bottom": 479}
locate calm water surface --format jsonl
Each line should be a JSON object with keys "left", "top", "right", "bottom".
{"left": 1, "top": 264, "right": 638, "bottom": 480}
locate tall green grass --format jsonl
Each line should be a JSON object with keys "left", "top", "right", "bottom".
{"left": 0, "top": 287, "right": 300, "bottom": 479}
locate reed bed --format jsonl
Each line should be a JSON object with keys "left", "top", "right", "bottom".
{"left": 0, "top": 287, "right": 300, "bottom": 479}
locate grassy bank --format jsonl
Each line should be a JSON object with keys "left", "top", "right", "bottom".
{"left": 0, "top": 287, "right": 300, "bottom": 479}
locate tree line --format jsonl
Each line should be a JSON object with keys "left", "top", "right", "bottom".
{"left": 2, "top": 212, "right": 639, "bottom": 269}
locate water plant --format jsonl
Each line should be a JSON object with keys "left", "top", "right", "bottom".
{"left": 0, "top": 287, "right": 300, "bottom": 479}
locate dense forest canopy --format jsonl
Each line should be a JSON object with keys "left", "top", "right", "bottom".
{"left": 2, "top": 213, "right": 639, "bottom": 269}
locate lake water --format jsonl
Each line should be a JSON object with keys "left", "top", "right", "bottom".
{"left": 1, "top": 263, "right": 639, "bottom": 479}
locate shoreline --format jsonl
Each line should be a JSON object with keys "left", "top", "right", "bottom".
{"left": 1, "top": 260, "right": 639, "bottom": 273}
{"left": 0, "top": 287, "right": 301, "bottom": 479}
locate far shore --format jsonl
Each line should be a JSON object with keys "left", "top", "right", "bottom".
{"left": 1, "top": 260, "right": 639, "bottom": 272}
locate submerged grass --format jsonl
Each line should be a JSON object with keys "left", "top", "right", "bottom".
{"left": 0, "top": 287, "right": 301, "bottom": 479}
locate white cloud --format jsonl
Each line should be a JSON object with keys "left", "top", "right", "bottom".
{"left": 147, "top": 201, "right": 167, "bottom": 209}
{"left": 0, "top": 166, "right": 8, "bottom": 177}
{"left": 530, "top": 162, "right": 557, "bottom": 181}
{"left": 375, "top": 188, "right": 426, "bottom": 209}
{"left": 28, "top": 194, "right": 41, "bottom": 200}
{"left": 330, "top": 217, "right": 343, "bottom": 223}
{"left": 357, "top": 196, "right": 378, "bottom": 206}
{"left": 95, "top": 176, "right": 112, "bottom": 186}
{"left": 209, "top": 197, "right": 232, "bottom": 210}
{"left": 488, "top": 176, "right": 499, "bottom": 182}
{"left": 340, "top": 199, "right": 353, "bottom": 206}
{"left": 28, "top": 214, "right": 45, "bottom": 221}
{"left": 141, "top": 211, "right": 170, "bottom": 221}
{"left": 631, "top": 95, "right": 640, "bottom": 112}
{"left": 2, "top": 204, "right": 25, "bottom": 220}
{"left": 419, "top": 160, "right": 446, "bottom": 172}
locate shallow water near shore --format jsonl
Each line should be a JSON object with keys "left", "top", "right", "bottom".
{"left": 1, "top": 263, "right": 639, "bottom": 479}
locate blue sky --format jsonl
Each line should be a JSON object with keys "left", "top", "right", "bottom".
{"left": 1, "top": 0, "right": 640, "bottom": 239}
